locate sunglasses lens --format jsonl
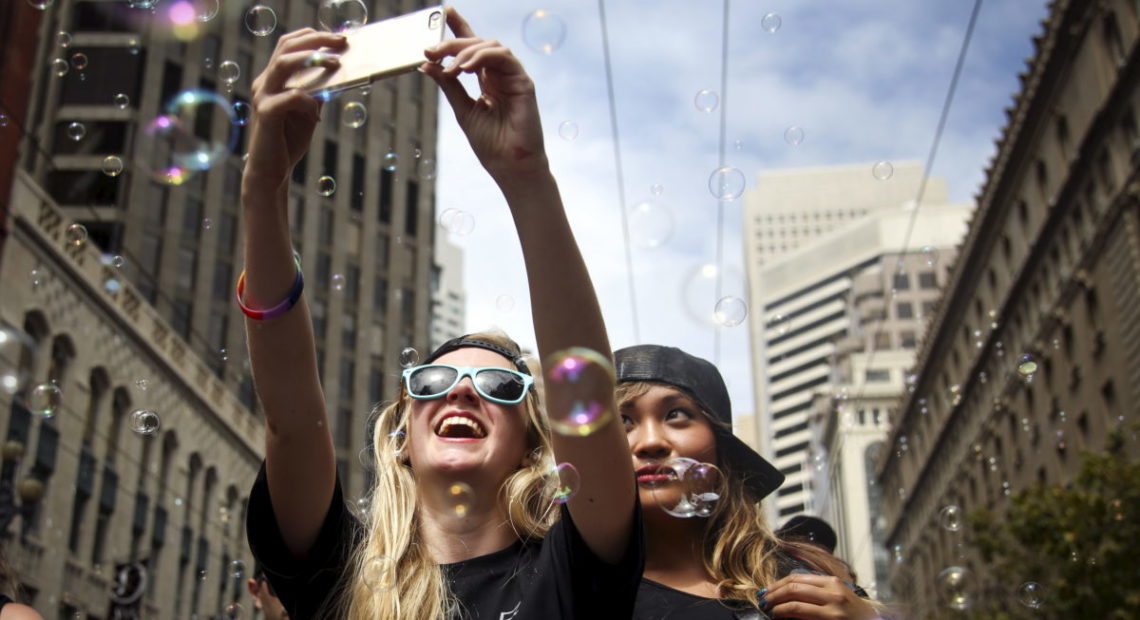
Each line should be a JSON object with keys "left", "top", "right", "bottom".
{"left": 409, "top": 366, "right": 458, "bottom": 397}
{"left": 476, "top": 369, "right": 525, "bottom": 402}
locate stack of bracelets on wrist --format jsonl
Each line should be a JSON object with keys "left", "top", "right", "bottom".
{"left": 235, "top": 255, "right": 304, "bottom": 320}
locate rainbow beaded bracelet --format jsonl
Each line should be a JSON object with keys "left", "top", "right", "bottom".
{"left": 235, "top": 255, "right": 304, "bottom": 321}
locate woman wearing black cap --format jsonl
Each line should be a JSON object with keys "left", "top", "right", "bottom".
{"left": 240, "top": 8, "right": 639, "bottom": 619}
{"left": 615, "top": 345, "right": 879, "bottom": 619}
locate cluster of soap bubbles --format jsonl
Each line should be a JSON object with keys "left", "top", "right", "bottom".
{"left": 543, "top": 347, "right": 615, "bottom": 437}
{"left": 649, "top": 457, "right": 724, "bottom": 518}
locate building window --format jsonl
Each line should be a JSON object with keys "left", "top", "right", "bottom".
{"left": 918, "top": 271, "right": 937, "bottom": 289}
{"left": 900, "top": 330, "right": 917, "bottom": 349}
{"left": 865, "top": 369, "right": 890, "bottom": 382}
{"left": 873, "top": 331, "right": 891, "bottom": 350}
{"left": 896, "top": 302, "right": 914, "bottom": 319}
{"left": 892, "top": 273, "right": 909, "bottom": 291}
{"left": 922, "top": 300, "right": 938, "bottom": 317}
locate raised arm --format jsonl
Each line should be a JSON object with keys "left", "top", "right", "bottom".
{"left": 422, "top": 8, "right": 636, "bottom": 563}
{"left": 242, "top": 29, "right": 347, "bottom": 556}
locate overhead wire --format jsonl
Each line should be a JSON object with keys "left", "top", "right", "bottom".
{"left": 595, "top": 0, "right": 641, "bottom": 344}
{"left": 712, "top": 0, "right": 732, "bottom": 366}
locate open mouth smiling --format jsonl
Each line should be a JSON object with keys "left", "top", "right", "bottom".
{"left": 435, "top": 413, "right": 487, "bottom": 439}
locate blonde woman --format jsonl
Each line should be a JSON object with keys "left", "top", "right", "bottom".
{"left": 241, "top": 8, "right": 639, "bottom": 619}
{"left": 615, "top": 345, "right": 879, "bottom": 620}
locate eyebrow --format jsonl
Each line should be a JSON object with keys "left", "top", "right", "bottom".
{"left": 620, "top": 390, "right": 699, "bottom": 411}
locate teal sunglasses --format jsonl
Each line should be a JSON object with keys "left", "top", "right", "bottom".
{"left": 402, "top": 364, "right": 534, "bottom": 405}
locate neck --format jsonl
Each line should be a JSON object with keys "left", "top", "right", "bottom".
{"left": 643, "top": 510, "right": 717, "bottom": 595}
{"left": 417, "top": 477, "right": 518, "bottom": 564}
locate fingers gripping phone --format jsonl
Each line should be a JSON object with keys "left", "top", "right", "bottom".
{"left": 285, "top": 5, "right": 445, "bottom": 95}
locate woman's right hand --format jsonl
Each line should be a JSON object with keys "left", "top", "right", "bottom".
{"left": 245, "top": 29, "right": 346, "bottom": 187}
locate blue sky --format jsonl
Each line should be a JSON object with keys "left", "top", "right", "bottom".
{"left": 432, "top": 0, "right": 1052, "bottom": 416}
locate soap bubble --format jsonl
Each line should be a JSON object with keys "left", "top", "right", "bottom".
{"left": 361, "top": 555, "right": 397, "bottom": 593}
{"left": 145, "top": 90, "right": 238, "bottom": 185}
{"left": 770, "top": 313, "right": 793, "bottom": 337}
{"left": 921, "top": 245, "right": 939, "bottom": 266}
{"left": 101, "top": 156, "right": 124, "bottom": 177}
{"left": 714, "top": 296, "right": 748, "bottom": 327}
{"left": 440, "top": 210, "right": 475, "bottom": 236}
{"left": 113, "top": 93, "right": 130, "bottom": 109}
{"left": 544, "top": 348, "right": 614, "bottom": 437}
{"left": 56, "top": 31, "right": 72, "bottom": 48}
{"left": 331, "top": 273, "right": 345, "bottom": 292}
{"left": 245, "top": 5, "right": 277, "bottom": 36}
{"left": 136, "top": 379, "right": 150, "bottom": 391}
{"left": 761, "top": 13, "right": 782, "bottom": 33}
{"left": 399, "top": 347, "right": 419, "bottom": 368}
{"left": 221, "top": 603, "right": 242, "bottom": 620}
{"left": 549, "top": 462, "right": 580, "bottom": 504}
{"left": 417, "top": 157, "right": 436, "bottom": 180}
{"left": 65, "top": 223, "right": 88, "bottom": 247}
{"left": 522, "top": 9, "right": 566, "bottom": 54}
{"left": 317, "top": 175, "right": 336, "bottom": 196}
{"left": 218, "top": 60, "right": 241, "bottom": 84}
{"left": 557, "top": 120, "right": 578, "bottom": 141}
{"left": 495, "top": 295, "right": 515, "bottom": 313}
{"left": 783, "top": 125, "right": 805, "bottom": 146}
{"left": 28, "top": 383, "right": 63, "bottom": 418}
{"left": 1017, "top": 582, "right": 1043, "bottom": 609}
{"left": 708, "top": 166, "right": 746, "bottom": 200}
{"left": 1017, "top": 354, "right": 1038, "bottom": 381}
{"left": 872, "top": 161, "right": 894, "bottom": 180}
{"left": 70, "top": 52, "right": 88, "bottom": 71}
{"left": 51, "top": 58, "right": 69, "bottom": 77}
{"left": 343, "top": 102, "right": 367, "bottom": 128}
{"left": 937, "top": 566, "right": 972, "bottom": 611}
{"left": 27, "top": 0, "right": 53, "bottom": 9}
{"left": 682, "top": 263, "right": 746, "bottom": 327}
{"left": 650, "top": 183, "right": 664, "bottom": 196}
{"left": 318, "top": 0, "right": 367, "bottom": 32}
{"left": 446, "top": 482, "right": 474, "bottom": 517}
{"left": 0, "top": 327, "right": 37, "bottom": 396}
{"left": 939, "top": 505, "right": 963, "bottom": 532}
{"left": 694, "top": 90, "right": 719, "bottom": 113}
{"left": 228, "top": 560, "right": 245, "bottom": 580}
{"left": 129, "top": 409, "right": 161, "bottom": 436}
{"left": 382, "top": 151, "right": 398, "bottom": 172}
{"left": 66, "top": 122, "right": 86, "bottom": 141}
{"left": 232, "top": 101, "right": 251, "bottom": 126}
{"left": 628, "top": 201, "right": 673, "bottom": 249}
{"left": 649, "top": 458, "right": 724, "bottom": 518}
{"left": 192, "top": 0, "right": 219, "bottom": 22}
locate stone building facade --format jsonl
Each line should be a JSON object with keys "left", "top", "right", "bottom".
{"left": 877, "top": 0, "right": 1140, "bottom": 615}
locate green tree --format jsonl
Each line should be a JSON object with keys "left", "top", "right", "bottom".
{"left": 966, "top": 428, "right": 1140, "bottom": 619}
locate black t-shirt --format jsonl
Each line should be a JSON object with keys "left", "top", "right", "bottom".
{"left": 634, "top": 580, "right": 769, "bottom": 620}
{"left": 632, "top": 553, "right": 868, "bottom": 620}
{"left": 247, "top": 463, "right": 644, "bottom": 619}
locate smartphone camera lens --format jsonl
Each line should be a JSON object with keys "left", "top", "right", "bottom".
{"left": 429, "top": 11, "right": 442, "bottom": 29}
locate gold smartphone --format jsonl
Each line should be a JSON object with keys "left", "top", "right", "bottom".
{"left": 285, "top": 5, "right": 445, "bottom": 95}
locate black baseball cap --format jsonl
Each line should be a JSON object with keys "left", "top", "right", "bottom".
{"left": 614, "top": 344, "right": 785, "bottom": 500}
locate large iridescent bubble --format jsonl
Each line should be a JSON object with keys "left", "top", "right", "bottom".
{"left": 145, "top": 90, "right": 237, "bottom": 185}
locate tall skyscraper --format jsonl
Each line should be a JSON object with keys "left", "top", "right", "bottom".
{"left": 743, "top": 165, "right": 971, "bottom": 522}
{"left": 878, "top": 1, "right": 1140, "bottom": 614}
{"left": 0, "top": 1, "right": 439, "bottom": 616}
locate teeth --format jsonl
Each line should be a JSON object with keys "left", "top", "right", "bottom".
{"left": 437, "top": 415, "right": 486, "bottom": 438}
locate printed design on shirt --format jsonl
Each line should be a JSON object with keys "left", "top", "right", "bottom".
{"left": 498, "top": 600, "right": 521, "bottom": 620}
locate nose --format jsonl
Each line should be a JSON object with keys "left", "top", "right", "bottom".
{"left": 445, "top": 376, "right": 479, "bottom": 403}
{"left": 631, "top": 420, "right": 672, "bottom": 461}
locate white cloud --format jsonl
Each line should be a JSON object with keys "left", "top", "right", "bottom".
{"left": 434, "top": 0, "right": 1050, "bottom": 414}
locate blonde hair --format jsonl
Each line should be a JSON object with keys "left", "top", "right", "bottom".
{"left": 616, "top": 381, "right": 856, "bottom": 607}
{"left": 329, "top": 331, "right": 559, "bottom": 620}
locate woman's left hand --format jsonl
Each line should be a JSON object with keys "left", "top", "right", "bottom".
{"left": 759, "top": 574, "right": 880, "bottom": 620}
{"left": 421, "top": 7, "right": 547, "bottom": 181}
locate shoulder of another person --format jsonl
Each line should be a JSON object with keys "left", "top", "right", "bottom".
{"left": 1, "top": 603, "right": 45, "bottom": 620}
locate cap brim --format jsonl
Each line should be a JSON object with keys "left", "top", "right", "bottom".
{"left": 716, "top": 429, "right": 785, "bottom": 500}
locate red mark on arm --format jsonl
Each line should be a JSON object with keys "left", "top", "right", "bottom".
{"left": 512, "top": 146, "right": 534, "bottom": 161}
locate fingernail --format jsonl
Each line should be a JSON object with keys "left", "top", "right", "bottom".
{"left": 757, "top": 588, "right": 767, "bottom": 597}
{"left": 759, "top": 598, "right": 768, "bottom": 610}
